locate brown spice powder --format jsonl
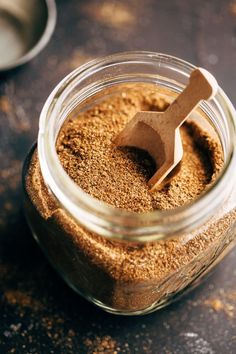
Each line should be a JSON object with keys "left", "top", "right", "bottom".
{"left": 56, "top": 86, "right": 222, "bottom": 212}
{"left": 4, "top": 290, "right": 44, "bottom": 311}
{"left": 0, "top": 95, "right": 12, "bottom": 113}
{"left": 84, "top": 335, "right": 118, "bottom": 354}
{"left": 24, "top": 85, "right": 236, "bottom": 312}
{"left": 203, "top": 288, "right": 236, "bottom": 319}
{"left": 83, "top": 2, "right": 136, "bottom": 30}
{"left": 204, "top": 298, "right": 235, "bottom": 318}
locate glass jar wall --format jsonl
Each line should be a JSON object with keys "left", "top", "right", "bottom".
{"left": 23, "top": 52, "right": 236, "bottom": 315}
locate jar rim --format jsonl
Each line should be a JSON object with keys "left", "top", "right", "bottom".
{"left": 38, "top": 51, "right": 236, "bottom": 240}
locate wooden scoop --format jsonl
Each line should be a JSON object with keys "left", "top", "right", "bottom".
{"left": 114, "top": 68, "right": 218, "bottom": 191}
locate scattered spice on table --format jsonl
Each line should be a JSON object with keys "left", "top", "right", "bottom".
{"left": 0, "top": 96, "right": 12, "bottom": 114}
{"left": 84, "top": 335, "right": 119, "bottom": 354}
{"left": 204, "top": 289, "right": 236, "bottom": 318}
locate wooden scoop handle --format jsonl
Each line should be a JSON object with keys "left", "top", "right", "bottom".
{"left": 165, "top": 68, "right": 218, "bottom": 128}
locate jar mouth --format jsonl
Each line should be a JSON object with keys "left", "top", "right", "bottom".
{"left": 38, "top": 51, "right": 236, "bottom": 240}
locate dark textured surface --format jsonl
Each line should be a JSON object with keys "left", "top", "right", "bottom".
{"left": 0, "top": 0, "right": 236, "bottom": 353}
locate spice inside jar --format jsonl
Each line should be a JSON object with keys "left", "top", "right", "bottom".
{"left": 23, "top": 79, "right": 236, "bottom": 314}
{"left": 56, "top": 85, "right": 222, "bottom": 212}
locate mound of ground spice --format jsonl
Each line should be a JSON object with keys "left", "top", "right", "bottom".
{"left": 24, "top": 85, "right": 236, "bottom": 313}
{"left": 56, "top": 86, "right": 222, "bottom": 212}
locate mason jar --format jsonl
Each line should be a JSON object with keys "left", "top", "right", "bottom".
{"left": 22, "top": 52, "right": 236, "bottom": 315}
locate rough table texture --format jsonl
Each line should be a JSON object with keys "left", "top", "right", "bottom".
{"left": 0, "top": 0, "right": 236, "bottom": 353}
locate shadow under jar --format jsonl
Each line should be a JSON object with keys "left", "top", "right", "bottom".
{"left": 22, "top": 52, "right": 236, "bottom": 315}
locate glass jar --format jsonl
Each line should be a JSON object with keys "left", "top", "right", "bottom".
{"left": 22, "top": 52, "right": 236, "bottom": 315}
